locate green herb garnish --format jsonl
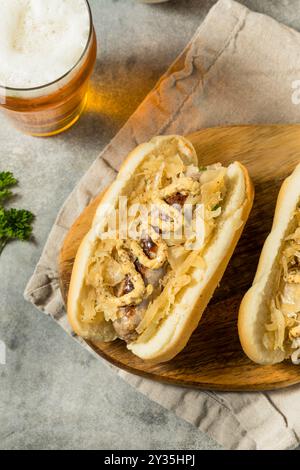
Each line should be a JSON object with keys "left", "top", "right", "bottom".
{"left": 0, "top": 171, "right": 18, "bottom": 206}
{"left": 0, "top": 171, "right": 17, "bottom": 190}
{"left": 212, "top": 203, "right": 221, "bottom": 211}
{"left": 0, "top": 189, "right": 13, "bottom": 204}
{"left": 0, "top": 171, "right": 34, "bottom": 256}
{"left": 199, "top": 166, "right": 207, "bottom": 171}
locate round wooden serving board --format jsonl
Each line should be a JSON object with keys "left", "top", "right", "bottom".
{"left": 59, "top": 125, "right": 300, "bottom": 391}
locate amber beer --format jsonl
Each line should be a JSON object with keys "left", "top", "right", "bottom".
{"left": 0, "top": 0, "right": 96, "bottom": 137}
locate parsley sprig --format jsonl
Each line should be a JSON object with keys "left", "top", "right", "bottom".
{"left": 0, "top": 172, "right": 34, "bottom": 256}
{"left": 0, "top": 189, "right": 13, "bottom": 204}
{"left": 0, "top": 171, "right": 17, "bottom": 189}
{"left": 0, "top": 171, "right": 17, "bottom": 205}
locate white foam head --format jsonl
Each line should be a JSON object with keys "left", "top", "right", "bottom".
{"left": 0, "top": 0, "right": 91, "bottom": 89}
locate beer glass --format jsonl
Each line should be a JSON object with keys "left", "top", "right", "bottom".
{"left": 0, "top": 0, "right": 96, "bottom": 137}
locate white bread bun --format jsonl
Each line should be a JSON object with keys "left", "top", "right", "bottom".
{"left": 238, "top": 163, "right": 300, "bottom": 365}
{"left": 68, "top": 135, "right": 254, "bottom": 363}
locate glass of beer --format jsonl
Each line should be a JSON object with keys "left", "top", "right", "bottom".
{"left": 0, "top": 0, "right": 96, "bottom": 137}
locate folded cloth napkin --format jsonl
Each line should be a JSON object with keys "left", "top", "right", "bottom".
{"left": 25, "top": 0, "right": 300, "bottom": 450}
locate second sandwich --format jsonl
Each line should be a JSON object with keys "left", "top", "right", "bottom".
{"left": 239, "top": 163, "right": 300, "bottom": 365}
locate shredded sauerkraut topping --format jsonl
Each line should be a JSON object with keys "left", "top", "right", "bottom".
{"left": 81, "top": 143, "right": 228, "bottom": 343}
{"left": 263, "top": 206, "right": 300, "bottom": 364}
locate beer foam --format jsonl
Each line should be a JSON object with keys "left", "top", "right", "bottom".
{"left": 0, "top": 0, "right": 90, "bottom": 89}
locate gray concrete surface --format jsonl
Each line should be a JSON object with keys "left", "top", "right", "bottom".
{"left": 1, "top": 0, "right": 300, "bottom": 451}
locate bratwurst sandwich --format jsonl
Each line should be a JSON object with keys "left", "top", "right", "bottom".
{"left": 68, "top": 135, "right": 254, "bottom": 363}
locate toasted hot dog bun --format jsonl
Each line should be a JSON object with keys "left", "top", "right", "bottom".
{"left": 68, "top": 135, "right": 254, "bottom": 363}
{"left": 238, "top": 163, "right": 300, "bottom": 365}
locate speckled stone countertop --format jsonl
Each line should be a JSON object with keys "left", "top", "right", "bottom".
{"left": 1, "top": 0, "right": 300, "bottom": 450}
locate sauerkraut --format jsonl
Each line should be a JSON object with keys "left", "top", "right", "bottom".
{"left": 263, "top": 206, "right": 300, "bottom": 364}
{"left": 81, "top": 144, "right": 228, "bottom": 343}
